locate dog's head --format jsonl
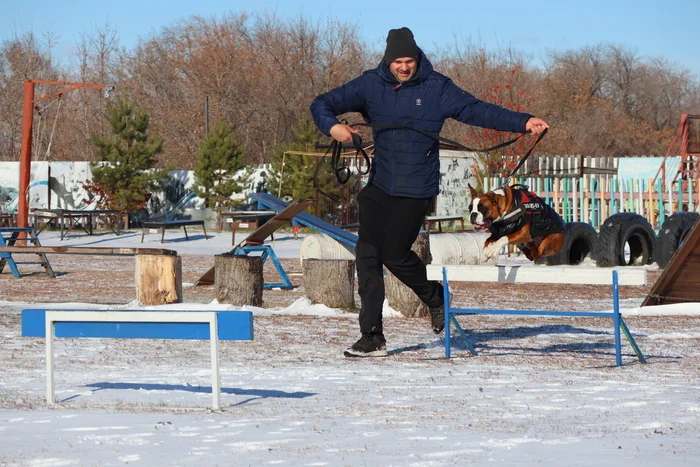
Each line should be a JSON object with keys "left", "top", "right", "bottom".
{"left": 468, "top": 184, "right": 509, "bottom": 231}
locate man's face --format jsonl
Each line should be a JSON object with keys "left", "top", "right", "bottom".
{"left": 389, "top": 57, "right": 417, "bottom": 83}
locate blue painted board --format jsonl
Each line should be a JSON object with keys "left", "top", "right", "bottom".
{"left": 249, "top": 192, "right": 358, "bottom": 247}
{"left": 21, "top": 309, "right": 254, "bottom": 341}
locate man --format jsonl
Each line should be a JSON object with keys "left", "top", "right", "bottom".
{"left": 310, "top": 27, "right": 549, "bottom": 357}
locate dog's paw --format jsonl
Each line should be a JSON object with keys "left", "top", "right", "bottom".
{"left": 482, "top": 243, "right": 501, "bottom": 261}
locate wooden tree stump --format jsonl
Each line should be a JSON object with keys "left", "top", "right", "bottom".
{"left": 303, "top": 259, "right": 355, "bottom": 309}
{"left": 385, "top": 232, "right": 431, "bottom": 318}
{"left": 215, "top": 254, "right": 263, "bottom": 306}
{"left": 135, "top": 254, "right": 183, "bottom": 305}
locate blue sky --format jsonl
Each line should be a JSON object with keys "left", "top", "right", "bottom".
{"left": 2, "top": 0, "right": 699, "bottom": 79}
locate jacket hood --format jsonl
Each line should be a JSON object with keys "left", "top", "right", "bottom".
{"left": 378, "top": 47, "right": 433, "bottom": 85}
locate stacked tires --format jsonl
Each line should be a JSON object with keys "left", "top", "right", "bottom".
{"left": 542, "top": 222, "right": 598, "bottom": 266}
{"left": 538, "top": 211, "right": 696, "bottom": 268}
{"left": 655, "top": 212, "right": 699, "bottom": 268}
{"left": 596, "top": 213, "right": 656, "bottom": 267}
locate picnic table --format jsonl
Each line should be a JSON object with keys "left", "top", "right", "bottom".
{"left": 423, "top": 215, "right": 465, "bottom": 233}
{"left": 141, "top": 219, "right": 209, "bottom": 243}
{"left": 0, "top": 214, "right": 14, "bottom": 228}
{"left": 32, "top": 209, "right": 121, "bottom": 240}
{"left": 219, "top": 210, "right": 276, "bottom": 245}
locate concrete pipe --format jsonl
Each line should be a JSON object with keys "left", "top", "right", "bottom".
{"left": 299, "top": 232, "right": 495, "bottom": 266}
{"left": 299, "top": 234, "right": 356, "bottom": 266}
{"left": 429, "top": 232, "right": 497, "bottom": 265}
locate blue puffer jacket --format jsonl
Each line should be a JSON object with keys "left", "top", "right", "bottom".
{"left": 310, "top": 49, "right": 533, "bottom": 198}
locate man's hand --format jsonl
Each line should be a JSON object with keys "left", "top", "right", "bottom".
{"left": 525, "top": 117, "right": 549, "bottom": 135}
{"left": 329, "top": 123, "right": 358, "bottom": 142}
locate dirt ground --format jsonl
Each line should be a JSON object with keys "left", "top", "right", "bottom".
{"left": 1, "top": 252, "right": 698, "bottom": 401}
{"left": 0, "top": 253, "right": 664, "bottom": 312}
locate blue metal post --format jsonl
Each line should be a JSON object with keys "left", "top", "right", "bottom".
{"left": 613, "top": 270, "right": 622, "bottom": 366}
{"left": 442, "top": 267, "right": 451, "bottom": 358}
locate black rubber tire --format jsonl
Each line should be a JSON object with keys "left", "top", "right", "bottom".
{"left": 542, "top": 222, "right": 598, "bottom": 266}
{"left": 655, "top": 212, "right": 699, "bottom": 268}
{"left": 596, "top": 213, "right": 656, "bottom": 267}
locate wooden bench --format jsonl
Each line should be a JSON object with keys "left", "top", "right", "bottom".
{"left": 32, "top": 209, "right": 121, "bottom": 240}
{"left": 141, "top": 220, "right": 209, "bottom": 243}
{"left": 218, "top": 211, "right": 276, "bottom": 244}
{"left": 0, "top": 214, "right": 15, "bottom": 228}
{"left": 22, "top": 308, "right": 254, "bottom": 410}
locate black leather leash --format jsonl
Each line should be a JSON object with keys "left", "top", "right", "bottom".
{"left": 313, "top": 122, "right": 547, "bottom": 201}
{"left": 313, "top": 121, "right": 372, "bottom": 202}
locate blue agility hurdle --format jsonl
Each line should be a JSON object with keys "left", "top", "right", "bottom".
{"left": 441, "top": 269, "right": 647, "bottom": 366}
{"left": 22, "top": 309, "right": 253, "bottom": 410}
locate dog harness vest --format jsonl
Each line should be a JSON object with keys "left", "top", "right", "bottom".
{"left": 489, "top": 186, "right": 565, "bottom": 238}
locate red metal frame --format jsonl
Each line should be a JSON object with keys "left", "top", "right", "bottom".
{"left": 18, "top": 80, "right": 106, "bottom": 231}
{"left": 652, "top": 114, "right": 700, "bottom": 187}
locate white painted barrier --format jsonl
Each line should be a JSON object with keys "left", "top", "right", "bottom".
{"left": 45, "top": 311, "right": 221, "bottom": 410}
{"left": 426, "top": 264, "right": 647, "bottom": 286}
{"left": 299, "top": 232, "right": 496, "bottom": 266}
{"left": 429, "top": 232, "right": 496, "bottom": 265}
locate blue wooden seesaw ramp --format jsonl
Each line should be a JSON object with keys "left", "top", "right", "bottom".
{"left": 195, "top": 193, "right": 358, "bottom": 288}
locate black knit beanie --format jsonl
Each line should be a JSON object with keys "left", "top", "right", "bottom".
{"left": 384, "top": 27, "right": 418, "bottom": 66}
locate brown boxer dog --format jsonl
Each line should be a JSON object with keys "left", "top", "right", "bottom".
{"left": 468, "top": 183, "right": 565, "bottom": 262}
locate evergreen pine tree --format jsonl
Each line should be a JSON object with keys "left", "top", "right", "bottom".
{"left": 193, "top": 121, "right": 249, "bottom": 217}
{"left": 90, "top": 95, "right": 168, "bottom": 219}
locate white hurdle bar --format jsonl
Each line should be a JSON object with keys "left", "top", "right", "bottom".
{"left": 427, "top": 264, "right": 647, "bottom": 286}
{"left": 45, "top": 311, "right": 221, "bottom": 410}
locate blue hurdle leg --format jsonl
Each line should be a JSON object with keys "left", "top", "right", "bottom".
{"left": 442, "top": 267, "right": 477, "bottom": 358}
{"left": 442, "top": 267, "right": 451, "bottom": 358}
{"left": 450, "top": 314, "right": 477, "bottom": 356}
{"left": 620, "top": 318, "right": 647, "bottom": 364}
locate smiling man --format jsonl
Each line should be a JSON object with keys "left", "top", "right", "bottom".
{"left": 310, "top": 27, "right": 549, "bottom": 358}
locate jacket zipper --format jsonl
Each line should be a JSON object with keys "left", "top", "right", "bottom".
{"left": 390, "top": 83, "right": 401, "bottom": 195}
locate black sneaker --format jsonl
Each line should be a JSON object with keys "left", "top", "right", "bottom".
{"left": 344, "top": 333, "right": 388, "bottom": 358}
{"left": 429, "top": 304, "right": 445, "bottom": 334}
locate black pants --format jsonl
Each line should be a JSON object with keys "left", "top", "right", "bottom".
{"left": 355, "top": 184, "right": 444, "bottom": 334}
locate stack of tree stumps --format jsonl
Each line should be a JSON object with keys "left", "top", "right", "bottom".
{"left": 213, "top": 233, "right": 430, "bottom": 320}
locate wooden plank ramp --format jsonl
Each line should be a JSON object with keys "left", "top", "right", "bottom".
{"left": 642, "top": 220, "right": 700, "bottom": 306}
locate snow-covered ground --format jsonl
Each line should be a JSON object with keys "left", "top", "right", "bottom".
{"left": 1, "top": 229, "right": 698, "bottom": 466}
